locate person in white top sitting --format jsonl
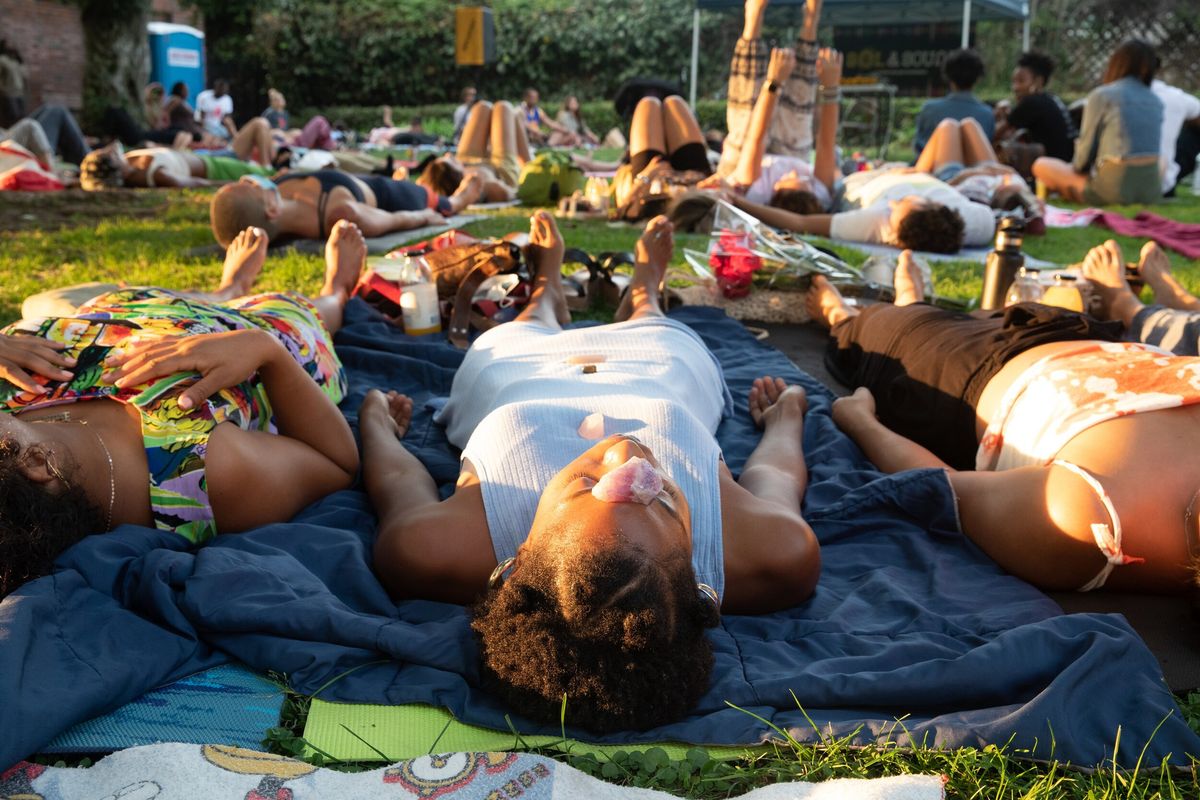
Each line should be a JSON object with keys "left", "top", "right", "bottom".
{"left": 1151, "top": 78, "right": 1200, "bottom": 195}
{"left": 195, "top": 79, "right": 237, "bottom": 141}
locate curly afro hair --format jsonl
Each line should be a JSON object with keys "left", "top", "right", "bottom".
{"left": 769, "top": 187, "right": 823, "bottom": 215}
{"left": 472, "top": 538, "right": 720, "bottom": 733}
{"left": 80, "top": 149, "right": 124, "bottom": 191}
{"left": 0, "top": 437, "right": 103, "bottom": 598}
{"left": 893, "top": 204, "right": 965, "bottom": 254}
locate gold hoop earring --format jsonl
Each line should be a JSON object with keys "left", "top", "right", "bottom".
{"left": 487, "top": 556, "right": 517, "bottom": 590}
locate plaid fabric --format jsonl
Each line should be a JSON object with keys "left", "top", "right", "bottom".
{"left": 719, "top": 36, "right": 818, "bottom": 176}
{"left": 719, "top": 37, "right": 769, "bottom": 176}
{"left": 770, "top": 37, "right": 818, "bottom": 159}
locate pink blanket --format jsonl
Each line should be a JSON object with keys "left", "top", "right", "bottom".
{"left": 1046, "top": 204, "right": 1200, "bottom": 259}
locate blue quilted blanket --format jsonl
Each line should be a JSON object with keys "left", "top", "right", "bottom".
{"left": 2, "top": 301, "right": 1196, "bottom": 768}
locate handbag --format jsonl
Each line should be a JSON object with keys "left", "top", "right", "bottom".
{"left": 357, "top": 239, "right": 525, "bottom": 348}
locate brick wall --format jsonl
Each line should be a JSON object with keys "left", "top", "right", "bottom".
{"left": 0, "top": 0, "right": 86, "bottom": 110}
{"left": 0, "top": 0, "right": 202, "bottom": 112}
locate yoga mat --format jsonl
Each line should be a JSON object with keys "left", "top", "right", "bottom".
{"left": 41, "top": 664, "right": 283, "bottom": 754}
{"left": 302, "top": 700, "right": 761, "bottom": 763}
{"left": 286, "top": 215, "right": 485, "bottom": 256}
{"left": 819, "top": 237, "right": 1055, "bottom": 267}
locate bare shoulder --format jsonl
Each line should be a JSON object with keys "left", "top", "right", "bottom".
{"left": 718, "top": 466, "right": 820, "bottom": 613}
{"left": 373, "top": 481, "right": 497, "bottom": 603}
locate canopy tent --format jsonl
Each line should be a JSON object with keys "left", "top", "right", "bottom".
{"left": 689, "top": 0, "right": 1030, "bottom": 106}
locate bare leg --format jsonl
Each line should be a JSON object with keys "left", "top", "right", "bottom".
{"left": 457, "top": 101, "right": 494, "bottom": 159}
{"left": 744, "top": 376, "right": 809, "bottom": 515}
{"left": 615, "top": 216, "right": 674, "bottom": 322}
{"left": 959, "top": 117, "right": 1000, "bottom": 166}
{"left": 488, "top": 100, "right": 522, "bottom": 164}
{"left": 309, "top": 220, "right": 366, "bottom": 334}
{"left": 892, "top": 250, "right": 925, "bottom": 305}
{"left": 630, "top": 96, "right": 667, "bottom": 161}
{"left": 512, "top": 105, "right": 533, "bottom": 165}
{"left": 1032, "top": 157, "right": 1088, "bottom": 202}
{"left": 662, "top": 95, "right": 706, "bottom": 156}
{"left": 914, "top": 118, "right": 964, "bottom": 175}
{"left": 515, "top": 210, "right": 570, "bottom": 328}
{"left": 742, "top": 0, "right": 769, "bottom": 40}
{"left": 805, "top": 275, "right": 857, "bottom": 328}
{"left": 231, "top": 117, "right": 274, "bottom": 166}
{"left": 1137, "top": 241, "right": 1200, "bottom": 311}
{"left": 213, "top": 227, "right": 269, "bottom": 300}
{"left": 1080, "top": 239, "right": 1143, "bottom": 326}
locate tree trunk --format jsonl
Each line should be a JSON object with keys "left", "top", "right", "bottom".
{"left": 78, "top": 0, "right": 152, "bottom": 130}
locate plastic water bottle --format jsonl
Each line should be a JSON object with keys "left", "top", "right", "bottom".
{"left": 1005, "top": 267, "right": 1044, "bottom": 306}
{"left": 396, "top": 256, "right": 441, "bottom": 336}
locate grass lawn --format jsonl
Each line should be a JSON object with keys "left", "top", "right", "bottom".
{"left": 6, "top": 187, "right": 1200, "bottom": 797}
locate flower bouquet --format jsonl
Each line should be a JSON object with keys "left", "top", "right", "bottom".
{"left": 683, "top": 200, "right": 862, "bottom": 295}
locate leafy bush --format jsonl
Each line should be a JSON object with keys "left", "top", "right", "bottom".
{"left": 246, "top": 0, "right": 745, "bottom": 113}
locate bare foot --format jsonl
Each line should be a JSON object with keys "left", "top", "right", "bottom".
{"left": 749, "top": 376, "right": 808, "bottom": 429}
{"left": 616, "top": 215, "right": 673, "bottom": 321}
{"left": 361, "top": 388, "right": 413, "bottom": 438}
{"left": 805, "top": 275, "right": 855, "bottom": 328}
{"left": 1078, "top": 239, "right": 1131, "bottom": 320}
{"left": 893, "top": 249, "right": 924, "bottom": 306}
{"left": 1137, "top": 241, "right": 1198, "bottom": 311}
{"left": 218, "top": 227, "right": 268, "bottom": 296}
{"left": 322, "top": 220, "right": 366, "bottom": 299}
{"left": 527, "top": 210, "right": 570, "bottom": 325}
{"left": 451, "top": 172, "right": 485, "bottom": 212}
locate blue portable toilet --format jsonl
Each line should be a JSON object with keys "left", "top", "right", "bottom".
{"left": 147, "top": 22, "right": 206, "bottom": 101}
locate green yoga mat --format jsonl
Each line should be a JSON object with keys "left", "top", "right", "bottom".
{"left": 303, "top": 701, "right": 764, "bottom": 762}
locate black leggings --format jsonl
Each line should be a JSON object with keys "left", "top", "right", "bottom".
{"left": 629, "top": 141, "right": 711, "bottom": 177}
{"left": 825, "top": 302, "right": 1123, "bottom": 470}
{"left": 101, "top": 107, "right": 182, "bottom": 147}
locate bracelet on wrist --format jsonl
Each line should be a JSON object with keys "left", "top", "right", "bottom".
{"left": 766, "top": 80, "right": 780, "bottom": 94}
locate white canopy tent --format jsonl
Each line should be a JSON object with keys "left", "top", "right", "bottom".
{"left": 689, "top": 0, "right": 1030, "bottom": 106}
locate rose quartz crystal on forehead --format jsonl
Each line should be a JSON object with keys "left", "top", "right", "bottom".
{"left": 591, "top": 456, "right": 663, "bottom": 505}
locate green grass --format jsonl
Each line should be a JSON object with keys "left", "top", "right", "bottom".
{"left": 6, "top": 188, "right": 1200, "bottom": 795}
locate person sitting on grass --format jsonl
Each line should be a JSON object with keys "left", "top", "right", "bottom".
{"left": 913, "top": 49, "right": 994, "bottom": 154}
{"left": 361, "top": 211, "right": 820, "bottom": 732}
{"left": 1032, "top": 40, "right": 1163, "bottom": 205}
{"left": 555, "top": 96, "right": 599, "bottom": 147}
{"left": 807, "top": 248, "right": 1200, "bottom": 593}
{"left": 416, "top": 100, "right": 530, "bottom": 203}
{"left": 79, "top": 142, "right": 275, "bottom": 190}
{"left": 209, "top": 167, "right": 483, "bottom": 247}
{"left": 0, "top": 221, "right": 368, "bottom": 598}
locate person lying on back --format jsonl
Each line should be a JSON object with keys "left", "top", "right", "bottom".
{"left": 209, "top": 169, "right": 483, "bottom": 246}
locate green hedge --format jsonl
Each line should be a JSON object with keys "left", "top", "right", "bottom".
{"left": 297, "top": 99, "right": 732, "bottom": 142}
{"left": 253, "top": 0, "right": 747, "bottom": 114}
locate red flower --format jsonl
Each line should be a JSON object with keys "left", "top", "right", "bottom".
{"left": 709, "top": 229, "right": 761, "bottom": 298}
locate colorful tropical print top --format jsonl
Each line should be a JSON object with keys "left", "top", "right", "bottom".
{"left": 1, "top": 289, "right": 346, "bottom": 543}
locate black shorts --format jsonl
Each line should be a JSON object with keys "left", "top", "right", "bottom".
{"left": 824, "top": 302, "right": 1124, "bottom": 470}
{"left": 629, "top": 142, "right": 712, "bottom": 177}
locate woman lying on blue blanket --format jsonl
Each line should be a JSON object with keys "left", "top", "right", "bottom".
{"left": 0, "top": 223, "right": 366, "bottom": 597}
{"left": 807, "top": 243, "right": 1200, "bottom": 594}
{"left": 360, "top": 211, "right": 821, "bottom": 733}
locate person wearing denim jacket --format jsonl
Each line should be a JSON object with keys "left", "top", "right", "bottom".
{"left": 1033, "top": 40, "right": 1163, "bottom": 205}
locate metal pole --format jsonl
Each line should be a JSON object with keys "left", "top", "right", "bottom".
{"left": 961, "top": 0, "right": 972, "bottom": 48}
{"left": 690, "top": 8, "right": 701, "bottom": 108}
{"left": 1022, "top": 0, "right": 1033, "bottom": 51}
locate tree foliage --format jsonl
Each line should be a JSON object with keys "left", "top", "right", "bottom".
{"left": 242, "top": 0, "right": 745, "bottom": 111}
{"left": 75, "top": 0, "right": 151, "bottom": 128}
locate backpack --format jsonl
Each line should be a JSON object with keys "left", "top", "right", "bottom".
{"left": 517, "top": 151, "right": 585, "bottom": 206}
